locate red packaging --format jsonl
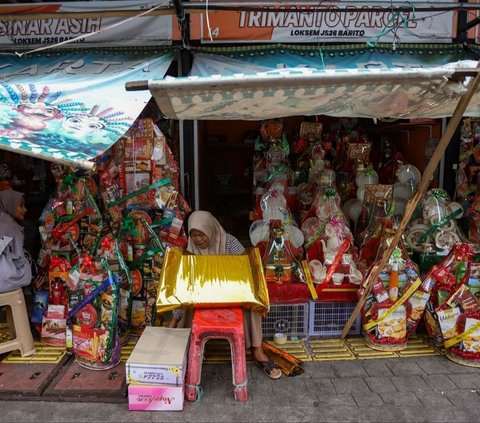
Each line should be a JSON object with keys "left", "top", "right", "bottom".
{"left": 373, "top": 278, "right": 390, "bottom": 305}
{"left": 432, "top": 265, "right": 456, "bottom": 288}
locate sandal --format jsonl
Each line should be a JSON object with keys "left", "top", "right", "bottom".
{"left": 254, "top": 359, "right": 282, "bottom": 380}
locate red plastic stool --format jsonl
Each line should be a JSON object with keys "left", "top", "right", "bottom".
{"left": 185, "top": 307, "right": 248, "bottom": 402}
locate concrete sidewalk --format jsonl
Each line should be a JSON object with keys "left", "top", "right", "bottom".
{"left": 1, "top": 355, "right": 480, "bottom": 422}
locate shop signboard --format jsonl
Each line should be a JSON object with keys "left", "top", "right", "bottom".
{"left": 0, "top": 1, "right": 173, "bottom": 48}
{"left": 190, "top": 0, "right": 454, "bottom": 44}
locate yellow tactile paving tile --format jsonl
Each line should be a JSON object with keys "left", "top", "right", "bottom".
{"left": 397, "top": 336, "right": 441, "bottom": 357}
{"left": 307, "top": 337, "right": 356, "bottom": 361}
{"left": 120, "top": 339, "right": 138, "bottom": 362}
{"left": 265, "top": 339, "right": 312, "bottom": 362}
{"left": 343, "top": 337, "right": 398, "bottom": 359}
{"left": 1, "top": 342, "right": 68, "bottom": 364}
{"left": 201, "top": 339, "right": 312, "bottom": 363}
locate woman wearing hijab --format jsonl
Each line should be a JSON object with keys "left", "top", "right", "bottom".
{"left": 0, "top": 190, "right": 32, "bottom": 293}
{"left": 170, "top": 210, "right": 282, "bottom": 380}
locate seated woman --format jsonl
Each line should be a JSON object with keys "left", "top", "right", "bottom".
{"left": 0, "top": 190, "right": 32, "bottom": 293}
{"left": 170, "top": 210, "right": 282, "bottom": 380}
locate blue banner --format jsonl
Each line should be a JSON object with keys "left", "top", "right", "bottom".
{"left": 0, "top": 48, "right": 174, "bottom": 168}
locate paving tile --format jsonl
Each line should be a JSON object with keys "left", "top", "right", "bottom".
{"left": 423, "top": 374, "right": 458, "bottom": 391}
{"left": 364, "top": 376, "right": 398, "bottom": 393}
{"left": 443, "top": 389, "right": 480, "bottom": 407}
{"left": 271, "top": 378, "right": 307, "bottom": 395}
{"left": 415, "top": 356, "right": 454, "bottom": 375}
{"left": 314, "top": 405, "right": 366, "bottom": 422}
{"left": 331, "top": 377, "right": 370, "bottom": 394}
{"left": 304, "top": 361, "right": 336, "bottom": 378}
{"left": 330, "top": 361, "right": 368, "bottom": 378}
{"left": 360, "top": 360, "right": 394, "bottom": 377}
{"left": 304, "top": 378, "right": 335, "bottom": 395}
{"left": 378, "top": 391, "right": 422, "bottom": 406}
{"left": 441, "top": 358, "right": 480, "bottom": 374}
{"left": 351, "top": 391, "right": 384, "bottom": 407}
{"left": 390, "top": 375, "right": 431, "bottom": 392}
{"left": 314, "top": 392, "right": 357, "bottom": 407}
{"left": 415, "top": 390, "right": 454, "bottom": 407}
{"left": 447, "top": 374, "right": 480, "bottom": 390}
{"left": 385, "top": 359, "right": 427, "bottom": 376}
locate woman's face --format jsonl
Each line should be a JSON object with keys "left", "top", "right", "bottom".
{"left": 190, "top": 229, "right": 210, "bottom": 249}
{"left": 14, "top": 196, "right": 27, "bottom": 221}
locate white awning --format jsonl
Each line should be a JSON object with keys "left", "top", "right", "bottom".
{"left": 142, "top": 45, "right": 480, "bottom": 121}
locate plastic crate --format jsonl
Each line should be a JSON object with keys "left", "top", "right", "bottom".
{"left": 308, "top": 301, "right": 362, "bottom": 337}
{"left": 262, "top": 303, "right": 309, "bottom": 338}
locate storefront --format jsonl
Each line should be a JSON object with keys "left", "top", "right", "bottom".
{"left": 2, "top": 2, "right": 480, "bottom": 406}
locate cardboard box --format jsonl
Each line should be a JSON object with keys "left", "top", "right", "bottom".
{"left": 128, "top": 384, "right": 184, "bottom": 411}
{"left": 126, "top": 327, "right": 191, "bottom": 386}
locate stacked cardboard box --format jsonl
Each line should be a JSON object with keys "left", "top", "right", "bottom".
{"left": 126, "top": 327, "right": 191, "bottom": 411}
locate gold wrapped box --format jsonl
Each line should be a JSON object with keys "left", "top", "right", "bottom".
{"left": 156, "top": 247, "right": 270, "bottom": 316}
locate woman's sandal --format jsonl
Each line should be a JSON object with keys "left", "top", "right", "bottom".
{"left": 254, "top": 359, "right": 282, "bottom": 380}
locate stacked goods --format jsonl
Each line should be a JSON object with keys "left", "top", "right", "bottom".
{"left": 423, "top": 243, "right": 480, "bottom": 366}
{"left": 31, "top": 117, "right": 190, "bottom": 368}
{"left": 126, "top": 327, "right": 191, "bottom": 411}
{"left": 360, "top": 226, "right": 430, "bottom": 351}
{"left": 405, "top": 189, "right": 466, "bottom": 259}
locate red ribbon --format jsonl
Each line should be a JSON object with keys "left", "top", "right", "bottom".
{"left": 49, "top": 256, "right": 71, "bottom": 272}
{"left": 80, "top": 253, "right": 97, "bottom": 274}
{"left": 454, "top": 243, "right": 473, "bottom": 261}
{"left": 316, "top": 238, "right": 351, "bottom": 294}
{"left": 100, "top": 236, "right": 115, "bottom": 253}
{"left": 52, "top": 207, "right": 94, "bottom": 240}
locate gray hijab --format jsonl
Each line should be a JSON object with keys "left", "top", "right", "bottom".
{"left": 0, "top": 190, "right": 23, "bottom": 217}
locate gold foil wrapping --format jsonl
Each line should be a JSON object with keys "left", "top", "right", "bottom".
{"left": 156, "top": 247, "right": 270, "bottom": 316}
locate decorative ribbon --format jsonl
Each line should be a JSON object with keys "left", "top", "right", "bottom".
{"left": 259, "top": 165, "right": 288, "bottom": 185}
{"left": 301, "top": 260, "right": 318, "bottom": 301}
{"left": 100, "top": 236, "right": 115, "bottom": 254}
{"left": 119, "top": 215, "right": 140, "bottom": 238}
{"left": 431, "top": 189, "right": 448, "bottom": 202}
{"left": 67, "top": 276, "right": 114, "bottom": 322}
{"left": 389, "top": 247, "right": 405, "bottom": 267}
{"left": 363, "top": 277, "right": 422, "bottom": 331}
{"left": 453, "top": 243, "right": 473, "bottom": 261}
{"left": 418, "top": 207, "right": 462, "bottom": 243}
{"left": 107, "top": 178, "right": 171, "bottom": 208}
{"left": 49, "top": 256, "right": 70, "bottom": 272}
{"left": 150, "top": 217, "right": 174, "bottom": 229}
{"left": 55, "top": 206, "right": 94, "bottom": 232}
{"left": 317, "top": 238, "right": 350, "bottom": 293}
{"left": 460, "top": 143, "right": 480, "bottom": 162}
{"left": 444, "top": 320, "right": 480, "bottom": 349}
{"left": 304, "top": 221, "right": 327, "bottom": 249}
{"left": 61, "top": 173, "right": 78, "bottom": 192}
{"left": 81, "top": 178, "right": 104, "bottom": 255}
{"left": 130, "top": 246, "right": 164, "bottom": 270}
{"left": 139, "top": 217, "right": 165, "bottom": 252}
{"left": 80, "top": 253, "right": 96, "bottom": 274}
{"left": 324, "top": 188, "right": 337, "bottom": 199}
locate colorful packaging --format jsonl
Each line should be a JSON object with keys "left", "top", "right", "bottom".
{"left": 437, "top": 307, "right": 461, "bottom": 341}
{"left": 128, "top": 384, "right": 184, "bottom": 411}
{"left": 376, "top": 305, "right": 406, "bottom": 340}
{"left": 462, "top": 317, "right": 480, "bottom": 353}
{"left": 407, "top": 290, "right": 430, "bottom": 329}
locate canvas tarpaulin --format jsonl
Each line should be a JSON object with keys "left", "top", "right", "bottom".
{"left": 0, "top": 47, "right": 174, "bottom": 169}
{"left": 145, "top": 44, "right": 480, "bottom": 121}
